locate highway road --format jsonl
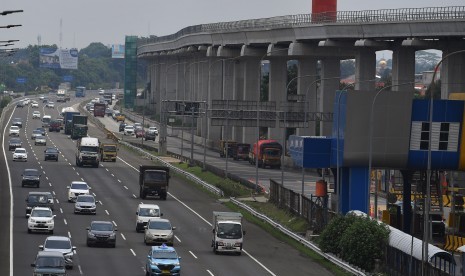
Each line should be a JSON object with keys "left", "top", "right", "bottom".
{"left": 1, "top": 92, "right": 335, "bottom": 275}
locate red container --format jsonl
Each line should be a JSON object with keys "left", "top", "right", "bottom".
{"left": 312, "top": 0, "right": 337, "bottom": 22}
{"left": 315, "top": 179, "right": 328, "bottom": 197}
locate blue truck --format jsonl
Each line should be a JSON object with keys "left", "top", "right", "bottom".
{"left": 75, "top": 86, "right": 86, "bottom": 97}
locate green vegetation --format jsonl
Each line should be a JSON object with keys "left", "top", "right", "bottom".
{"left": 318, "top": 213, "right": 390, "bottom": 272}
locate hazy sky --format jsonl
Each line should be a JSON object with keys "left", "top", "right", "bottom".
{"left": 1, "top": 0, "right": 463, "bottom": 50}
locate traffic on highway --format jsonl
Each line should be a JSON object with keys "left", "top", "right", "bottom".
{"left": 1, "top": 91, "right": 331, "bottom": 275}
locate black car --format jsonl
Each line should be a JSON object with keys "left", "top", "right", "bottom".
{"left": 86, "top": 221, "right": 117, "bottom": 247}
{"left": 16, "top": 101, "right": 24, "bottom": 108}
{"left": 12, "top": 118, "right": 23, "bottom": 128}
{"left": 118, "top": 122, "right": 127, "bottom": 132}
{"left": 25, "top": 191, "right": 54, "bottom": 216}
{"left": 44, "top": 147, "right": 59, "bottom": 161}
{"left": 36, "top": 127, "right": 46, "bottom": 136}
{"left": 8, "top": 137, "right": 22, "bottom": 151}
{"left": 21, "top": 169, "right": 41, "bottom": 188}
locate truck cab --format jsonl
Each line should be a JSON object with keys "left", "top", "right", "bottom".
{"left": 100, "top": 143, "right": 117, "bottom": 162}
{"left": 212, "top": 211, "right": 244, "bottom": 255}
{"left": 139, "top": 166, "right": 170, "bottom": 200}
{"left": 75, "top": 137, "right": 100, "bottom": 168}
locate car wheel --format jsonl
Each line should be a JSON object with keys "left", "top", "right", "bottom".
{"left": 112, "top": 243, "right": 116, "bottom": 248}
{"left": 49, "top": 230, "right": 53, "bottom": 235}
{"left": 28, "top": 228, "right": 31, "bottom": 234}
{"left": 36, "top": 183, "right": 40, "bottom": 188}
{"left": 87, "top": 240, "right": 91, "bottom": 247}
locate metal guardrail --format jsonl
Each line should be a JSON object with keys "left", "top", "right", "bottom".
{"left": 229, "top": 197, "right": 366, "bottom": 276}
{"left": 139, "top": 6, "right": 465, "bottom": 46}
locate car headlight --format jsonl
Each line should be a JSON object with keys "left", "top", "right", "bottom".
{"left": 47, "top": 219, "right": 53, "bottom": 224}
{"left": 137, "top": 219, "right": 144, "bottom": 224}
{"left": 88, "top": 232, "right": 95, "bottom": 237}
{"left": 29, "top": 219, "right": 36, "bottom": 223}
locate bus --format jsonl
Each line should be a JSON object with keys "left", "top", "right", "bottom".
{"left": 75, "top": 86, "right": 86, "bottom": 97}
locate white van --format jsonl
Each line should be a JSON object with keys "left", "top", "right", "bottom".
{"left": 135, "top": 204, "right": 162, "bottom": 232}
{"left": 42, "top": 115, "right": 52, "bottom": 127}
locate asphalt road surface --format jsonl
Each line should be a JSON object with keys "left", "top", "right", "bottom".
{"left": 0, "top": 92, "right": 335, "bottom": 275}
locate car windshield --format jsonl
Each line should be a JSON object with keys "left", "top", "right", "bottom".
{"left": 36, "top": 136, "right": 45, "bottom": 140}
{"left": 33, "top": 130, "right": 41, "bottom": 134}
{"left": 31, "top": 209, "right": 52, "bottom": 217}
{"left": 125, "top": 126, "right": 134, "bottom": 129}
{"left": 46, "top": 148, "right": 58, "bottom": 153}
{"left": 217, "top": 223, "right": 243, "bottom": 239}
{"left": 144, "top": 171, "right": 166, "bottom": 182}
{"left": 80, "top": 146, "right": 98, "bottom": 153}
{"left": 148, "top": 220, "right": 171, "bottom": 230}
{"left": 139, "top": 208, "right": 159, "bottom": 217}
{"left": 15, "top": 149, "right": 26, "bottom": 154}
{"left": 71, "top": 183, "right": 88, "bottom": 190}
{"left": 77, "top": 196, "right": 94, "bottom": 203}
{"left": 103, "top": 145, "right": 116, "bottom": 152}
{"left": 10, "top": 126, "right": 19, "bottom": 130}
{"left": 44, "top": 240, "right": 71, "bottom": 250}
{"left": 10, "top": 138, "right": 20, "bottom": 143}
{"left": 91, "top": 223, "right": 113, "bottom": 231}
{"left": 28, "top": 195, "right": 50, "bottom": 203}
{"left": 36, "top": 256, "right": 65, "bottom": 268}
{"left": 152, "top": 251, "right": 178, "bottom": 259}
{"left": 24, "top": 170, "right": 39, "bottom": 176}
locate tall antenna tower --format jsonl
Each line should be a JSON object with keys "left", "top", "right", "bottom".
{"left": 59, "top": 18, "right": 63, "bottom": 49}
{"left": 37, "top": 35, "right": 41, "bottom": 47}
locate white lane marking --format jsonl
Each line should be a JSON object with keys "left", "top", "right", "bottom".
{"left": 92, "top": 192, "right": 96, "bottom": 197}
{"left": 105, "top": 168, "right": 109, "bottom": 172}
{"left": 105, "top": 210, "right": 109, "bottom": 215}
{"left": 69, "top": 163, "right": 72, "bottom": 166}
{"left": 130, "top": 249, "right": 136, "bottom": 256}
{"left": 40, "top": 165, "right": 43, "bottom": 169}
{"left": 68, "top": 231, "right": 72, "bottom": 238}
{"left": 45, "top": 176, "right": 49, "bottom": 180}
{"left": 175, "top": 235, "right": 181, "bottom": 243}
{"left": 119, "top": 156, "right": 278, "bottom": 276}
{"left": 123, "top": 186, "right": 128, "bottom": 190}
{"left": 72, "top": 167, "right": 76, "bottom": 171}
{"left": 49, "top": 183, "right": 52, "bottom": 187}
{"left": 117, "top": 179, "right": 121, "bottom": 183}
{"left": 207, "top": 270, "right": 214, "bottom": 276}
{"left": 63, "top": 219, "right": 68, "bottom": 225}
{"left": 132, "top": 194, "right": 137, "bottom": 198}
{"left": 99, "top": 201, "right": 103, "bottom": 205}
{"left": 189, "top": 251, "right": 197, "bottom": 259}
{"left": 111, "top": 174, "right": 115, "bottom": 177}
{"left": 78, "top": 265, "right": 83, "bottom": 275}
{"left": 120, "top": 233, "right": 126, "bottom": 240}
{"left": 76, "top": 172, "right": 80, "bottom": 176}
{"left": 60, "top": 208, "right": 63, "bottom": 214}
{"left": 112, "top": 221, "right": 117, "bottom": 227}
{"left": 56, "top": 199, "right": 59, "bottom": 204}
{"left": 52, "top": 191, "right": 56, "bottom": 196}
{"left": 81, "top": 178, "right": 85, "bottom": 181}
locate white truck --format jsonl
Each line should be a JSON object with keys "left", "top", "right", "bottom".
{"left": 56, "top": 89, "right": 67, "bottom": 102}
{"left": 211, "top": 211, "right": 245, "bottom": 255}
{"left": 75, "top": 137, "right": 100, "bottom": 168}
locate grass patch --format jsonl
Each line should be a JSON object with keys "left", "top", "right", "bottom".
{"left": 225, "top": 202, "right": 351, "bottom": 276}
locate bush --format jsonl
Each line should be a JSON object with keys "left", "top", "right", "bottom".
{"left": 319, "top": 213, "right": 390, "bottom": 272}
{"left": 318, "top": 214, "right": 357, "bottom": 254}
{"left": 0, "top": 96, "right": 12, "bottom": 108}
{"left": 340, "top": 215, "right": 390, "bottom": 271}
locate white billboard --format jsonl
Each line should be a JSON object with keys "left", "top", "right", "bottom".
{"left": 111, "top": 44, "right": 125, "bottom": 58}
{"left": 40, "top": 48, "right": 78, "bottom": 69}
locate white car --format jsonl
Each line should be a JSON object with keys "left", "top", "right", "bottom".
{"left": 31, "top": 101, "right": 39, "bottom": 108}
{"left": 74, "top": 195, "right": 97, "bottom": 214}
{"left": 46, "top": 102, "right": 55, "bottom": 108}
{"left": 136, "top": 204, "right": 162, "bottom": 232}
{"left": 13, "top": 148, "right": 27, "bottom": 161}
{"left": 9, "top": 125, "right": 20, "bottom": 136}
{"left": 32, "top": 111, "right": 41, "bottom": 119}
{"left": 23, "top": 98, "right": 30, "bottom": 105}
{"left": 39, "top": 236, "right": 75, "bottom": 269}
{"left": 27, "top": 207, "right": 55, "bottom": 234}
{"left": 98, "top": 89, "right": 105, "bottom": 95}
{"left": 34, "top": 136, "right": 47, "bottom": 146}
{"left": 39, "top": 95, "right": 45, "bottom": 100}
{"left": 124, "top": 125, "right": 135, "bottom": 136}
{"left": 67, "top": 181, "right": 91, "bottom": 202}
{"left": 148, "top": 127, "right": 158, "bottom": 135}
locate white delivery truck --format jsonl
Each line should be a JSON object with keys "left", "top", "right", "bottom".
{"left": 75, "top": 137, "right": 100, "bottom": 168}
{"left": 211, "top": 211, "right": 245, "bottom": 255}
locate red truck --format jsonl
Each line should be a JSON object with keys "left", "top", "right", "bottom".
{"left": 248, "top": 140, "right": 282, "bottom": 169}
{"left": 93, "top": 103, "right": 106, "bottom": 117}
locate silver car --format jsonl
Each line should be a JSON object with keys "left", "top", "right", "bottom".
{"left": 74, "top": 195, "right": 97, "bottom": 215}
{"left": 39, "top": 236, "right": 76, "bottom": 269}
{"left": 144, "top": 218, "right": 175, "bottom": 246}
{"left": 34, "top": 135, "right": 47, "bottom": 146}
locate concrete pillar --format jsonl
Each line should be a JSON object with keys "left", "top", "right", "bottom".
{"left": 297, "top": 58, "right": 318, "bottom": 136}
{"left": 441, "top": 47, "right": 465, "bottom": 98}
{"left": 166, "top": 58, "right": 178, "bottom": 101}
{"left": 391, "top": 47, "right": 416, "bottom": 91}
{"left": 175, "top": 59, "right": 185, "bottom": 101}
{"left": 355, "top": 48, "right": 376, "bottom": 91}
{"left": 240, "top": 58, "right": 262, "bottom": 145}
{"left": 232, "top": 59, "right": 245, "bottom": 142}
{"left": 207, "top": 47, "right": 223, "bottom": 142}
{"left": 320, "top": 58, "right": 340, "bottom": 136}
{"left": 268, "top": 57, "right": 287, "bottom": 142}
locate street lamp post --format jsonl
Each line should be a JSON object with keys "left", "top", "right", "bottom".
{"left": 423, "top": 49, "right": 465, "bottom": 272}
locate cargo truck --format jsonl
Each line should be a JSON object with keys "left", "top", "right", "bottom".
{"left": 99, "top": 143, "right": 117, "bottom": 162}
{"left": 232, "top": 143, "right": 250, "bottom": 161}
{"left": 75, "top": 137, "right": 100, "bottom": 167}
{"left": 64, "top": 111, "right": 80, "bottom": 135}
{"left": 212, "top": 211, "right": 244, "bottom": 255}
{"left": 71, "top": 115, "right": 88, "bottom": 140}
{"left": 56, "top": 89, "right": 66, "bottom": 102}
{"left": 93, "top": 103, "right": 106, "bottom": 117}
{"left": 219, "top": 140, "right": 237, "bottom": 158}
{"left": 139, "top": 165, "right": 170, "bottom": 200}
{"left": 248, "top": 140, "right": 282, "bottom": 169}
{"left": 75, "top": 86, "right": 86, "bottom": 97}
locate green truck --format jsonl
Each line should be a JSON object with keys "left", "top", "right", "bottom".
{"left": 64, "top": 111, "right": 80, "bottom": 135}
{"left": 139, "top": 165, "right": 170, "bottom": 200}
{"left": 71, "top": 115, "right": 88, "bottom": 140}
